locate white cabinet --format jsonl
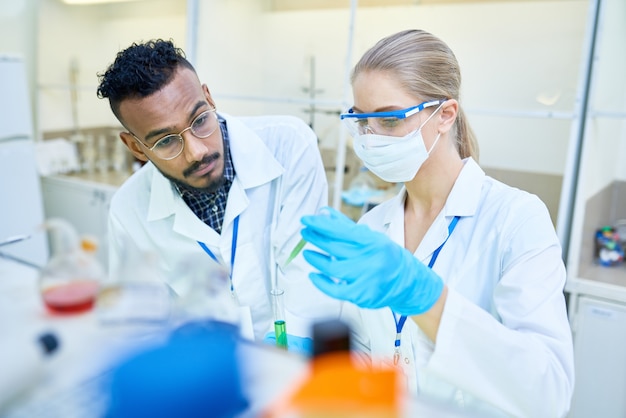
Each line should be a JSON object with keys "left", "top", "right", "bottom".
{"left": 568, "top": 296, "right": 626, "bottom": 418}
{"left": 40, "top": 175, "right": 120, "bottom": 271}
{"left": 565, "top": 0, "right": 626, "bottom": 416}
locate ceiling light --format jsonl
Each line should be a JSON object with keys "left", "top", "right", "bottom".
{"left": 61, "top": 0, "right": 144, "bottom": 5}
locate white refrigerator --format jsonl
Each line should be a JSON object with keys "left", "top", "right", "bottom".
{"left": 0, "top": 55, "right": 48, "bottom": 268}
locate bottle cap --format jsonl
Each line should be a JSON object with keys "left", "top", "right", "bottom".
{"left": 38, "top": 332, "right": 60, "bottom": 356}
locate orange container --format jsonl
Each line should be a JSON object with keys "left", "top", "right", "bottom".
{"left": 264, "top": 352, "right": 403, "bottom": 418}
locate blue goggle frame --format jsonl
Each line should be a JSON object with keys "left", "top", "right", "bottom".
{"left": 340, "top": 99, "right": 446, "bottom": 121}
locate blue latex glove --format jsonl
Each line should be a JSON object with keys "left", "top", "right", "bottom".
{"left": 300, "top": 207, "right": 443, "bottom": 316}
{"left": 263, "top": 332, "right": 313, "bottom": 357}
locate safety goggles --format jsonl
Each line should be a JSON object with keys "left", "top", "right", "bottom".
{"left": 131, "top": 109, "right": 219, "bottom": 160}
{"left": 340, "top": 99, "right": 446, "bottom": 137}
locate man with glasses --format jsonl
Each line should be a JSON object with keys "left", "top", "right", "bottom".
{"left": 96, "top": 39, "right": 339, "bottom": 349}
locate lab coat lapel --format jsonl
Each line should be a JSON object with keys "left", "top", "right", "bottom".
{"left": 221, "top": 113, "right": 283, "bottom": 225}
{"left": 146, "top": 165, "right": 219, "bottom": 243}
{"left": 415, "top": 214, "right": 450, "bottom": 264}
{"left": 383, "top": 159, "right": 484, "bottom": 264}
{"left": 225, "top": 114, "right": 284, "bottom": 189}
{"left": 222, "top": 176, "right": 248, "bottom": 228}
{"left": 382, "top": 189, "right": 406, "bottom": 246}
{"left": 382, "top": 188, "right": 448, "bottom": 263}
{"left": 415, "top": 158, "right": 484, "bottom": 264}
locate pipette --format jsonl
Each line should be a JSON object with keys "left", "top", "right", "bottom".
{"left": 0, "top": 251, "right": 42, "bottom": 269}
{"left": 0, "top": 234, "right": 31, "bottom": 247}
{"left": 285, "top": 238, "right": 306, "bottom": 266}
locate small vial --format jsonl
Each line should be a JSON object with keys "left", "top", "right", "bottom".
{"left": 271, "top": 288, "right": 288, "bottom": 349}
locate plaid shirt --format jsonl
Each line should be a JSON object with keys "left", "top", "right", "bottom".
{"left": 176, "top": 116, "right": 235, "bottom": 234}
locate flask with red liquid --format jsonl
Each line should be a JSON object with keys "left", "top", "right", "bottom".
{"left": 39, "top": 219, "right": 104, "bottom": 314}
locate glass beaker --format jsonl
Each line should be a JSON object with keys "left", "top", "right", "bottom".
{"left": 168, "top": 255, "right": 240, "bottom": 330}
{"left": 96, "top": 244, "right": 171, "bottom": 326}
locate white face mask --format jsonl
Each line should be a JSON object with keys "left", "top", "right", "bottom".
{"left": 352, "top": 103, "right": 443, "bottom": 183}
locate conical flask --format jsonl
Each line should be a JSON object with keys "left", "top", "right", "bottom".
{"left": 39, "top": 218, "right": 104, "bottom": 314}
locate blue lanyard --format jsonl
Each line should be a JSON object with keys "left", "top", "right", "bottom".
{"left": 393, "top": 215, "right": 460, "bottom": 364}
{"left": 197, "top": 215, "right": 240, "bottom": 293}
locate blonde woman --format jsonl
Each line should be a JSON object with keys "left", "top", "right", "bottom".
{"left": 301, "top": 29, "right": 574, "bottom": 417}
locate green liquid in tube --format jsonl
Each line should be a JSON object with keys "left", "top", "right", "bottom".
{"left": 274, "top": 320, "right": 288, "bottom": 349}
{"left": 285, "top": 238, "right": 306, "bottom": 266}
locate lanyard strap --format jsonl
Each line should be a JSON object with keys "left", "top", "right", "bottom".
{"left": 393, "top": 215, "right": 460, "bottom": 362}
{"left": 197, "top": 215, "right": 240, "bottom": 292}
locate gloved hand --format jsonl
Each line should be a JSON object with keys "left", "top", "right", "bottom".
{"left": 300, "top": 207, "right": 444, "bottom": 316}
{"left": 263, "top": 332, "right": 313, "bottom": 357}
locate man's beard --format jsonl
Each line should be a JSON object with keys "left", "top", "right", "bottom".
{"left": 167, "top": 172, "right": 226, "bottom": 194}
{"left": 161, "top": 153, "right": 226, "bottom": 194}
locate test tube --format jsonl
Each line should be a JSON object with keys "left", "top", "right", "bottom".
{"left": 271, "top": 288, "right": 288, "bottom": 349}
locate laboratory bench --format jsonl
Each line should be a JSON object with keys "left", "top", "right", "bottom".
{"left": 566, "top": 265, "right": 626, "bottom": 304}
{"left": 47, "top": 169, "right": 132, "bottom": 188}
{"left": 0, "top": 257, "right": 484, "bottom": 418}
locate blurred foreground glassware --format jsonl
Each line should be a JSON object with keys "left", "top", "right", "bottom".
{"left": 168, "top": 255, "right": 240, "bottom": 331}
{"left": 96, "top": 243, "right": 171, "bottom": 327}
{"left": 39, "top": 219, "right": 104, "bottom": 314}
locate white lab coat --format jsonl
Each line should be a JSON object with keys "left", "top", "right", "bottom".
{"left": 342, "top": 158, "right": 574, "bottom": 418}
{"left": 108, "top": 113, "right": 341, "bottom": 340}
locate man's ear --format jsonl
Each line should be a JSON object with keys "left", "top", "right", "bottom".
{"left": 202, "top": 84, "right": 216, "bottom": 109}
{"left": 438, "top": 99, "right": 458, "bottom": 134}
{"left": 120, "top": 132, "right": 149, "bottom": 162}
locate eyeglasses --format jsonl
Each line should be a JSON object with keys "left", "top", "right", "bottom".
{"left": 340, "top": 99, "right": 445, "bottom": 137}
{"left": 131, "top": 109, "right": 219, "bottom": 160}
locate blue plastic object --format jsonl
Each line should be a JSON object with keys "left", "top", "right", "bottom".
{"left": 105, "top": 321, "right": 248, "bottom": 418}
{"left": 263, "top": 332, "right": 313, "bottom": 357}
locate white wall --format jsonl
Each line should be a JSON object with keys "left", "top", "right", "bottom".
{"left": 193, "top": 0, "right": 589, "bottom": 177}
{"left": 37, "top": 0, "right": 186, "bottom": 133}
{"left": 0, "top": 0, "right": 38, "bottom": 132}
{"left": 33, "top": 0, "right": 590, "bottom": 179}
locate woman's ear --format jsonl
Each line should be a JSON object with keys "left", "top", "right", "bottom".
{"left": 438, "top": 99, "right": 458, "bottom": 134}
{"left": 120, "top": 132, "right": 149, "bottom": 162}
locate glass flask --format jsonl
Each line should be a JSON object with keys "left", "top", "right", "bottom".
{"left": 96, "top": 241, "right": 171, "bottom": 326}
{"left": 168, "top": 255, "right": 241, "bottom": 331}
{"left": 39, "top": 218, "right": 104, "bottom": 314}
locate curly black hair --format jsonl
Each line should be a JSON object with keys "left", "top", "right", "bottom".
{"left": 96, "top": 39, "right": 195, "bottom": 120}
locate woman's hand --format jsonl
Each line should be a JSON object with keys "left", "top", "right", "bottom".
{"left": 300, "top": 207, "right": 443, "bottom": 316}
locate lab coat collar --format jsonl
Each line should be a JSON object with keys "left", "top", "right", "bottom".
{"left": 382, "top": 157, "right": 484, "bottom": 261}
{"left": 147, "top": 163, "right": 179, "bottom": 222}
{"left": 146, "top": 164, "right": 213, "bottom": 242}
{"left": 443, "top": 157, "right": 484, "bottom": 218}
{"left": 222, "top": 113, "right": 284, "bottom": 189}
{"left": 382, "top": 157, "right": 484, "bottom": 227}
{"left": 144, "top": 114, "right": 284, "bottom": 240}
